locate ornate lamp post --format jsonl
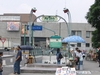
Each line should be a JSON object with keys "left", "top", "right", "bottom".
{"left": 28, "top": 7, "right": 37, "bottom": 55}
{"left": 63, "top": 8, "right": 71, "bottom": 58}
{"left": 63, "top": 8, "right": 71, "bottom": 36}
{"left": 29, "top": 7, "right": 37, "bottom": 47}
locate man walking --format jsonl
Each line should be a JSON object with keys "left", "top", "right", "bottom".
{"left": 14, "top": 46, "right": 22, "bottom": 74}
{"left": 97, "top": 47, "right": 100, "bottom": 67}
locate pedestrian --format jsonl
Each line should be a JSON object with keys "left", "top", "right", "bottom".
{"left": 0, "top": 52, "right": 3, "bottom": 75}
{"left": 97, "top": 47, "right": 100, "bottom": 67}
{"left": 14, "top": 45, "right": 22, "bottom": 74}
{"left": 74, "top": 48, "right": 80, "bottom": 70}
{"left": 79, "top": 50, "right": 83, "bottom": 70}
{"left": 56, "top": 48, "right": 63, "bottom": 64}
{"left": 69, "top": 48, "right": 76, "bottom": 67}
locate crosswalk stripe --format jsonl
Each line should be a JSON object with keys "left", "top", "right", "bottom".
{"left": 76, "top": 71, "right": 91, "bottom": 74}
{"left": 3, "top": 65, "right": 22, "bottom": 67}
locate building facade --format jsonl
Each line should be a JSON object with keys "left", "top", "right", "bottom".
{"left": 0, "top": 13, "right": 95, "bottom": 50}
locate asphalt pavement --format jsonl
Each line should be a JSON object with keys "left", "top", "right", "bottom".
{"left": 1, "top": 51, "right": 100, "bottom": 75}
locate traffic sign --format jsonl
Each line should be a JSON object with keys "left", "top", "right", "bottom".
{"left": 0, "top": 38, "right": 6, "bottom": 44}
{"left": 27, "top": 25, "right": 42, "bottom": 30}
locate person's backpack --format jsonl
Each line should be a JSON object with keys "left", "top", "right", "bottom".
{"left": 59, "top": 53, "right": 63, "bottom": 59}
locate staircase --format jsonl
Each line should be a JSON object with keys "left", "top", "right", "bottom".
{"left": 21, "top": 63, "right": 66, "bottom": 73}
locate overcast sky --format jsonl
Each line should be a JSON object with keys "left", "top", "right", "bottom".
{"left": 0, "top": 0, "right": 95, "bottom": 23}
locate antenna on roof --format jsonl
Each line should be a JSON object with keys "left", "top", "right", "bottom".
{"left": 56, "top": 10, "right": 58, "bottom": 15}
{"left": 65, "top": 0, "right": 66, "bottom": 7}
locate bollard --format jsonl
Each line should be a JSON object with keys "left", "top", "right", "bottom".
{"left": 10, "top": 58, "right": 13, "bottom": 63}
{"left": 22, "top": 56, "right": 23, "bottom": 60}
{"left": 3, "top": 60, "right": 6, "bottom": 66}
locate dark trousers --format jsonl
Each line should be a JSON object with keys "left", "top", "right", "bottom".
{"left": 98, "top": 60, "right": 100, "bottom": 66}
{"left": 76, "top": 57, "right": 80, "bottom": 70}
{"left": 57, "top": 59, "right": 61, "bottom": 64}
{"left": 0, "top": 72, "right": 2, "bottom": 75}
{"left": 14, "top": 61, "right": 21, "bottom": 74}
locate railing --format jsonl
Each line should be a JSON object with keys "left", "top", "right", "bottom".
{"left": 32, "top": 48, "right": 67, "bottom": 56}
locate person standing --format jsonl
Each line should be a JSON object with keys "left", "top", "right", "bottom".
{"left": 56, "top": 48, "right": 62, "bottom": 64}
{"left": 79, "top": 50, "right": 83, "bottom": 70}
{"left": 0, "top": 52, "right": 3, "bottom": 75}
{"left": 14, "top": 46, "right": 22, "bottom": 74}
{"left": 75, "top": 48, "right": 80, "bottom": 70}
{"left": 69, "top": 49, "right": 76, "bottom": 67}
{"left": 97, "top": 47, "right": 100, "bottom": 67}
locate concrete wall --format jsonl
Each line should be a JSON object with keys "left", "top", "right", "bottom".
{"left": 0, "top": 22, "right": 21, "bottom": 48}
{"left": 34, "top": 22, "right": 95, "bottom": 50}
{"left": 0, "top": 21, "right": 95, "bottom": 50}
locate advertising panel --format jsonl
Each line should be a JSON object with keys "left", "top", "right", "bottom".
{"left": 7, "top": 22, "right": 20, "bottom": 31}
{"left": 21, "top": 25, "right": 28, "bottom": 35}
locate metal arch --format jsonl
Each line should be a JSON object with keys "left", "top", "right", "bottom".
{"left": 55, "top": 15, "right": 70, "bottom": 36}
{"left": 33, "top": 14, "right": 70, "bottom": 36}
{"left": 32, "top": 15, "right": 56, "bottom": 35}
{"left": 31, "top": 15, "right": 70, "bottom": 47}
{"left": 33, "top": 15, "right": 44, "bottom": 22}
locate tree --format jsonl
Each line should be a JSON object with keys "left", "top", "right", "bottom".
{"left": 86, "top": 0, "right": 100, "bottom": 48}
{"left": 86, "top": 0, "right": 100, "bottom": 28}
{"left": 92, "top": 29, "right": 100, "bottom": 48}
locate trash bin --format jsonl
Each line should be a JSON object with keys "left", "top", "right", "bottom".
{"left": 27, "top": 55, "right": 34, "bottom": 64}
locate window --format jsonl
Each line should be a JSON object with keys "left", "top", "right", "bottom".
{"left": 77, "top": 31, "right": 82, "bottom": 37}
{"left": 71, "top": 31, "right": 76, "bottom": 35}
{"left": 86, "top": 43, "right": 90, "bottom": 47}
{"left": 86, "top": 31, "right": 90, "bottom": 38}
{"left": 77, "top": 43, "right": 81, "bottom": 47}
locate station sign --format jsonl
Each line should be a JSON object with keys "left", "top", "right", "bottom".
{"left": 42, "top": 15, "right": 58, "bottom": 22}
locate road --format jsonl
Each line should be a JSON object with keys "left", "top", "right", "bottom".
{"left": 1, "top": 51, "right": 26, "bottom": 75}
{"left": 1, "top": 51, "right": 100, "bottom": 75}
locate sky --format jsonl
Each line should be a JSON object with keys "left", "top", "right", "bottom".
{"left": 0, "top": 0, "right": 95, "bottom": 23}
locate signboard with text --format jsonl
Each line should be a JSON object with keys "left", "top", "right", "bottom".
{"left": 42, "top": 15, "right": 58, "bottom": 22}
{"left": 55, "top": 67, "right": 76, "bottom": 75}
{"left": 27, "top": 25, "right": 42, "bottom": 31}
{"left": 50, "top": 35, "right": 62, "bottom": 48}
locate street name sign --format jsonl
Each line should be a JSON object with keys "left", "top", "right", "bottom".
{"left": 27, "top": 25, "right": 42, "bottom": 31}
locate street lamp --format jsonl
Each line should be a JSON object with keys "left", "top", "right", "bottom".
{"left": 63, "top": 8, "right": 71, "bottom": 36}
{"left": 29, "top": 7, "right": 37, "bottom": 47}
{"left": 31, "top": 7, "right": 37, "bottom": 13}
{"left": 28, "top": 7, "right": 37, "bottom": 55}
{"left": 63, "top": 8, "right": 71, "bottom": 58}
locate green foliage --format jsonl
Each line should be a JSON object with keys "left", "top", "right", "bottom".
{"left": 86, "top": 0, "right": 100, "bottom": 48}
{"left": 92, "top": 30, "right": 100, "bottom": 48}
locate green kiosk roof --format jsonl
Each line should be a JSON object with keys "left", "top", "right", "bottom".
{"left": 50, "top": 35, "right": 61, "bottom": 39}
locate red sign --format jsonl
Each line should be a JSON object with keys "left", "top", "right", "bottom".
{"left": 0, "top": 38, "right": 6, "bottom": 44}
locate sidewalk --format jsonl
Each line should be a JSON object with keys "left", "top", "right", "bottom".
{"left": 9, "top": 73, "right": 55, "bottom": 75}
{"left": 83, "top": 59, "right": 100, "bottom": 71}
{"left": 9, "top": 59, "right": 100, "bottom": 75}
{"left": 2, "top": 55, "right": 14, "bottom": 58}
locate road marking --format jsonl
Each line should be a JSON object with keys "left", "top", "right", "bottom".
{"left": 76, "top": 71, "right": 91, "bottom": 74}
{"left": 3, "top": 65, "right": 22, "bottom": 67}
